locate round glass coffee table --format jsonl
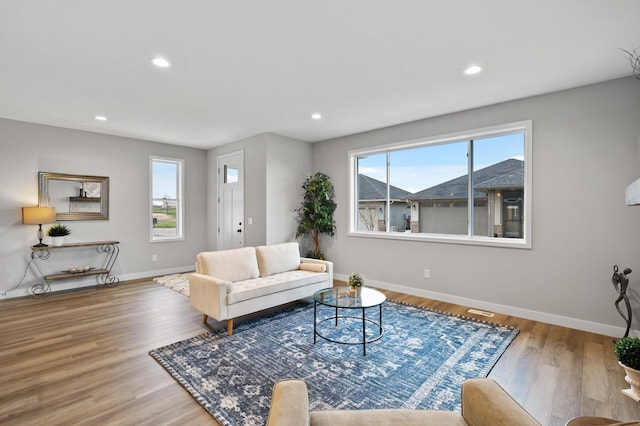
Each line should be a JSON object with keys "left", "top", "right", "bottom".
{"left": 313, "top": 286, "right": 386, "bottom": 356}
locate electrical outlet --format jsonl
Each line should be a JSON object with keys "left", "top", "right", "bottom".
{"left": 424, "top": 269, "right": 430, "bottom": 279}
{"left": 152, "top": 254, "right": 158, "bottom": 262}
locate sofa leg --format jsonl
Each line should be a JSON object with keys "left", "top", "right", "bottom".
{"left": 227, "top": 319, "right": 234, "bottom": 336}
{"left": 202, "top": 314, "right": 208, "bottom": 324}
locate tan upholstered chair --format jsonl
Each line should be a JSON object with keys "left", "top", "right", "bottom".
{"left": 266, "top": 377, "right": 541, "bottom": 426}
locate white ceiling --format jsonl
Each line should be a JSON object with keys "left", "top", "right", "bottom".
{"left": 1, "top": 1, "right": 639, "bottom": 150}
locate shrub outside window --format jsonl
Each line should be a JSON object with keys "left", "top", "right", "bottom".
{"left": 349, "top": 121, "right": 532, "bottom": 248}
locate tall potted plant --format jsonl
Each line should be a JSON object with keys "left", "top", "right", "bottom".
{"left": 295, "top": 172, "right": 337, "bottom": 259}
{"left": 614, "top": 337, "right": 640, "bottom": 401}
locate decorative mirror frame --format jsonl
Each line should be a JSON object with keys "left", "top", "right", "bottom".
{"left": 38, "top": 172, "right": 110, "bottom": 221}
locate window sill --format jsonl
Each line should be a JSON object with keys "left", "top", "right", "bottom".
{"left": 151, "top": 236, "right": 185, "bottom": 243}
{"left": 348, "top": 230, "right": 531, "bottom": 249}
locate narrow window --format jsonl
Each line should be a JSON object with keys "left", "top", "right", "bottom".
{"left": 151, "top": 157, "right": 184, "bottom": 241}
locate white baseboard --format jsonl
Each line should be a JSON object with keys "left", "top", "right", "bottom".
{"left": 334, "top": 273, "right": 636, "bottom": 338}
{"left": 0, "top": 265, "right": 194, "bottom": 300}
{"left": 119, "top": 265, "right": 194, "bottom": 281}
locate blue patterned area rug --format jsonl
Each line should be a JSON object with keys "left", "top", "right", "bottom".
{"left": 149, "top": 300, "right": 518, "bottom": 426}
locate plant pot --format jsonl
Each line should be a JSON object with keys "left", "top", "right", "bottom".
{"left": 349, "top": 286, "right": 361, "bottom": 298}
{"left": 50, "top": 236, "right": 65, "bottom": 246}
{"left": 619, "top": 361, "right": 640, "bottom": 402}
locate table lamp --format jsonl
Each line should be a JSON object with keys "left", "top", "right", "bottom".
{"left": 22, "top": 206, "right": 57, "bottom": 247}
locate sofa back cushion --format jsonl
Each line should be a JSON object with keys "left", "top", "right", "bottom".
{"left": 256, "top": 242, "right": 301, "bottom": 277}
{"left": 196, "top": 247, "right": 259, "bottom": 282}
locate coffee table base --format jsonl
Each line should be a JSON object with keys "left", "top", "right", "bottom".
{"left": 313, "top": 303, "right": 383, "bottom": 356}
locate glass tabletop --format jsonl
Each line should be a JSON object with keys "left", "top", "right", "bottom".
{"left": 313, "top": 286, "right": 386, "bottom": 309}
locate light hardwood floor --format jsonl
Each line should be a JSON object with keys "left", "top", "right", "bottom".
{"left": 1, "top": 279, "right": 638, "bottom": 425}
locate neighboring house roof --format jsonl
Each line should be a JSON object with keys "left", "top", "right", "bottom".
{"left": 411, "top": 158, "right": 524, "bottom": 200}
{"left": 474, "top": 167, "right": 524, "bottom": 191}
{"left": 358, "top": 174, "right": 412, "bottom": 201}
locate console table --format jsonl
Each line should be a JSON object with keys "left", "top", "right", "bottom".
{"left": 30, "top": 241, "right": 120, "bottom": 295}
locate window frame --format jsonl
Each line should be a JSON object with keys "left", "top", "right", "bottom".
{"left": 150, "top": 156, "right": 185, "bottom": 243}
{"left": 348, "top": 121, "right": 532, "bottom": 249}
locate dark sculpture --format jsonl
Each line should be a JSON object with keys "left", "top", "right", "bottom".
{"left": 621, "top": 48, "right": 640, "bottom": 80}
{"left": 612, "top": 265, "right": 633, "bottom": 338}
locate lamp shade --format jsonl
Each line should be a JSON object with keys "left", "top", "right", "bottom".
{"left": 22, "top": 206, "right": 56, "bottom": 225}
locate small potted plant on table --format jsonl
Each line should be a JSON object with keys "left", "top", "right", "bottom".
{"left": 614, "top": 337, "right": 640, "bottom": 401}
{"left": 47, "top": 224, "right": 71, "bottom": 246}
{"left": 348, "top": 272, "right": 364, "bottom": 297}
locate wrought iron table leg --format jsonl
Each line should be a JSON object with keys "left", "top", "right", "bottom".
{"left": 362, "top": 307, "right": 366, "bottom": 356}
{"left": 99, "top": 243, "right": 120, "bottom": 287}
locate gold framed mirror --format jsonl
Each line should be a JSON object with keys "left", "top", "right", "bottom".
{"left": 38, "top": 172, "right": 109, "bottom": 220}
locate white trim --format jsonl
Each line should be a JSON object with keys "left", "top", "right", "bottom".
{"left": 334, "top": 273, "right": 636, "bottom": 338}
{"left": 119, "top": 265, "right": 194, "bottom": 281}
{"left": 348, "top": 120, "right": 532, "bottom": 249}
{"left": 347, "top": 230, "right": 531, "bottom": 249}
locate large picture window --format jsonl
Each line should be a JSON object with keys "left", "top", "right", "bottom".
{"left": 150, "top": 156, "right": 184, "bottom": 242}
{"left": 349, "top": 121, "right": 532, "bottom": 248}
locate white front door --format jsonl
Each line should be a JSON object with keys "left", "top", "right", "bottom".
{"left": 217, "top": 151, "right": 244, "bottom": 250}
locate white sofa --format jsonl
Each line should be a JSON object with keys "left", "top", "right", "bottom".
{"left": 188, "top": 242, "right": 333, "bottom": 335}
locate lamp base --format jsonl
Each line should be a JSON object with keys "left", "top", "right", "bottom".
{"left": 34, "top": 224, "right": 48, "bottom": 247}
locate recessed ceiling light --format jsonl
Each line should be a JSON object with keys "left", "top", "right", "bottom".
{"left": 151, "top": 57, "right": 171, "bottom": 68}
{"left": 94, "top": 115, "right": 107, "bottom": 121}
{"left": 464, "top": 65, "right": 483, "bottom": 75}
{"left": 311, "top": 113, "right": 322, "bottom": 120}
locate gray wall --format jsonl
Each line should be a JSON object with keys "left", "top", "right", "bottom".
{"left": 266, "top": 133, "right": 313, "bottom": 245}
{"left": 0, "top": 118, "right": 207, "bottom": 298}
{"left": 207, "top": 133, "right": 312, "bottom": 250}
{"left": 312, "top": 77, "right": 640, "bottom": 336}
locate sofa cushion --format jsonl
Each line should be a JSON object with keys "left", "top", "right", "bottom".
{"left": 227, "top": 270, "right": 328, "bottom": 305}
{"left": 196, "top": 247, "right": 259, "bottom": 282}
{"left": 300, "top": 262, "right": 326, "bottom": 273}
{"left": 256, "top": 242, "right": 301, "bottom": 277}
